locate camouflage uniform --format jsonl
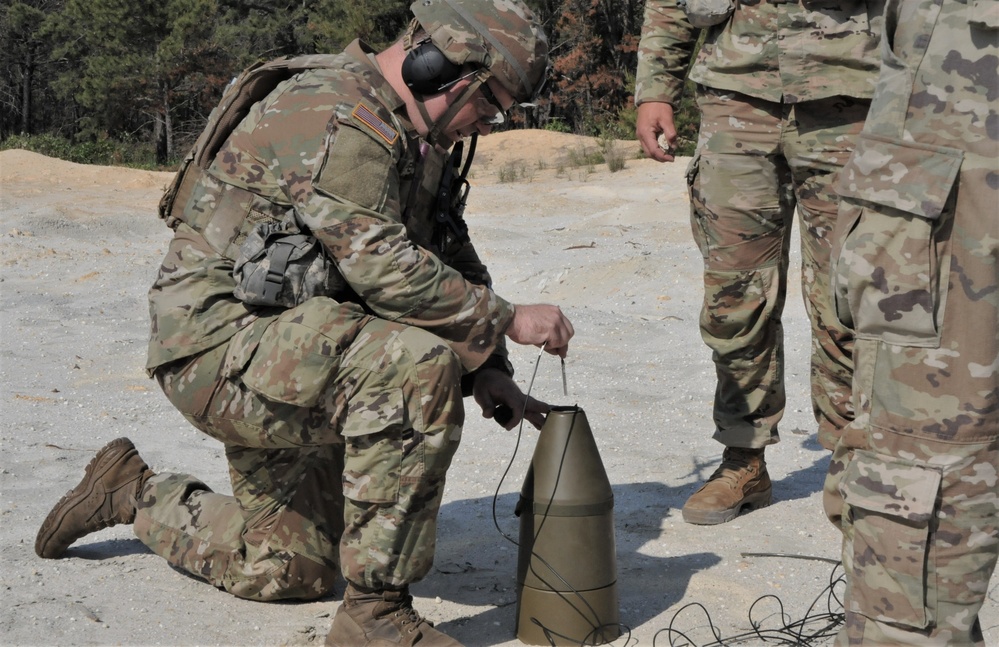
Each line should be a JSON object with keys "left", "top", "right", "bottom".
{"left": 636, "top": 0, "right": 883, "bottom": 450}
{"left": 823, "top": 0, "right": 999, "bottom": 643}
{"left": 140, "top": 40, "right": 514, "bottom": 600}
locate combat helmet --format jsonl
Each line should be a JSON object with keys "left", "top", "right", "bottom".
{"left": 409, "top": 0, "right": 549, "bottom": 105}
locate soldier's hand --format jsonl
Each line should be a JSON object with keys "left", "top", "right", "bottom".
{"left": 472, "top": 368, "right": 550, "bottom": 430}
{"left": 636, "top": 102, "right": 678, "bottom": 163}
{"left": 506, "top": 304, "right": 574, "bottom": 358}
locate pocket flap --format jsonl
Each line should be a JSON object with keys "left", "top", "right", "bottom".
{"left": 837, "top": 134, "right": 963, "bottom": 220}
{"left": 840, "top": 450, "right": 941, "bottom": 523}
{"left": 221, "top": 316, "right": 276, "bottom": 378}
{"left": 242, "top": 315, "right": 344, "bottom": 408}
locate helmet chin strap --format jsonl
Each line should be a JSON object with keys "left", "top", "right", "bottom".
{"left": 422, "top": 72, "right": 488, "bottom": 148}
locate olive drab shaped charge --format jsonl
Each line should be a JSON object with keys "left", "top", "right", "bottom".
{"left": 514, "top": 406, "right": 620, "bottom": 645}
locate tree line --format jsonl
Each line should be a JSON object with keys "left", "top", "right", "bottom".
{"left": 2, "top": 0, "right": 697, "bottom": 167}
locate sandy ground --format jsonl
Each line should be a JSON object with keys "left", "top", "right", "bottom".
{"left": 1, "top": 131, "right": 995, "bottom": 647}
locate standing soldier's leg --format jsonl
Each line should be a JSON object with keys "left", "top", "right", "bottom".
{"left": 825, "top": 162, "right": 999, "bottom": 645}
{"left": 784, "top": 95, "right": 869, "bottom": 450}
{"left": 682, "top": 87, "right": 793, "bottom": 525}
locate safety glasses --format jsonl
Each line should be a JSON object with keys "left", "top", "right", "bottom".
{"left": 474, "top": 81, "right": 507, "bottom": 125}
{"left": 438, "top": 69, "right": 509, "bottom": 126}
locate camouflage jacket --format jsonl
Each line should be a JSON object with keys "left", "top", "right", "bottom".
{"left": 635, "top": 0, "right": 885, "bottom": 106}
{"left": 147, "top": 40, "right": 514, "bottom": 375}
{"left": 834, "top": 0, "right": 998, "bottom": 346}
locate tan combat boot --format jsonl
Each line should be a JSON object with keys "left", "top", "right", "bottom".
{"left": 325, "top": 583, "right": 463, "bottom": 647}
{"left": 681, "top": 447, "right": 772, "bottom": 525}
{"left": 35, "top": 437, "right": 153, "bottom": 558}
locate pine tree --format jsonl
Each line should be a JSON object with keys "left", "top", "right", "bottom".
{"left": 43, "top": 0, "right": 233, "bottom": 162}
{"left": 1, "top": 0, "right": 63, "bottom": 138}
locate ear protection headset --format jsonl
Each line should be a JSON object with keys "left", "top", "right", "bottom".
{"left": 402, "top": 41, "right": 463, "bottom": 95}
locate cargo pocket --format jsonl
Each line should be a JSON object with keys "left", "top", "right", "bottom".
{"left": 341, "top": 387, "right": 408, "bottom": 504}
{"left": 222, "top": 316, "right": 275, "bottom": 380}
{"left": 834, "top": 135, "right": 963, "bottom": 346}
{"left": 235, "top": 303, "right": 351, "bottom": 408}
{"left": 840, "top": 450, "right": 941, "bottom": 629}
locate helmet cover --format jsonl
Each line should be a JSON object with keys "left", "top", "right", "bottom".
{"left": 410, "top": 0, "right": 549, "bottom": 103}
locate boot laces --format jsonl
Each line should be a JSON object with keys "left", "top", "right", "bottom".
{"left": 710, "top": 448, "right": 760, "bottom": 487}
{"left": 391, "top": 605, "right": 426, "bottom": 634}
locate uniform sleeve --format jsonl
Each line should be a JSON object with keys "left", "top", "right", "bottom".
{"left": 302, "top": 115, "right": 514, "bottom": 372}
{"left": 217, "top": 71, "right": 514, "bottom": 371}
{"left": 442, "top": 238, "right": 515, "bottom": 383}
{"left": 635, "top": 0, "right": 699, "bottom": 106}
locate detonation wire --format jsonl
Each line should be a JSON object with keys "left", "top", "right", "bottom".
{"left": 490, "top": 346, "right": 632, "bottom": 646}
{"left": 652, "top": 558, "right": 846, "bottom": 646}
{"left": 486, "top": 351, "right": 842, "bottom": 646}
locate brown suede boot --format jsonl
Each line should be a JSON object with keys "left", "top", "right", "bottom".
{"left": 325, "top": 584, "right": 463, "bottom": 647}
{"left": 35, "top": 437, "right": 153, "bottom": 558}
{"left": 681, "top": 447, "right": 772, "bottom": 525}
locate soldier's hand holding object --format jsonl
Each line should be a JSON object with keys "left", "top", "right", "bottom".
{"left": 473, "top": 368, "right": 549, "bottom": 430}
{"left": 506, "top": 304, "right": 575, "bottom": 358}
{"left": 657, "top": 133, "right": 675, "bottom": 156}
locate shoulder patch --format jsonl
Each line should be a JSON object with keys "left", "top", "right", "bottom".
{"left": 314, "top": 124, "right": 394, "bottom": 211}
{"left": 351, "top": 101, "right": 398, "bottom": 146}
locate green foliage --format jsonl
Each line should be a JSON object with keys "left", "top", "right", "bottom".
{"left": 497, "top": 160, "right": 534, "bottom": 183}
{"left": 530, "top": 0, "right": 644, "bottom": 135}
{"left": 672, "top": 80, "right": 700, "bottom": 156}
{"left": 566, "top": 145, "right": 604, "bottom": 168}
{"left": 543, "top": 119, "right": 572, "bottom": 134}
{"left": 309, "top": 0, "right": 411, "bottom": 53}
{"left": 1, "top": 0, "right": 703, "bottom": 163}
{"left": 1, "top": 0, "right": 65, "bottom": 138}
{"left": 1, "top": 132, "right": 158, "bottom": 167}
{"left": 37, "top": 0, "right": 237, "bottom": 161}
{"left": 598, "top": 134, "right": 626, "bottom": 172}
{"left": 613, "top": 104, "right": 639, "bottom": 139}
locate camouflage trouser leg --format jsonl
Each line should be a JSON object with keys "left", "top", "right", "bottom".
{"left": 824, "top": 162, "right": 999, "bottom": 644}
{"left": 827, "top": 428, "right": 998, "bottom": 646}
{"left": 135, "top": 444, "right": 344, "bottom": 601}
{"left": 136, "top": 298, "right": 464, "bottom": 599}
{"left": 335, "top": 317, "right": 464, "bottom": 590}
{"left": 688, "top": 88, "right": 863, "bottom": 449}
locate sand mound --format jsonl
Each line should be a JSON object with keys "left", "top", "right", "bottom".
{"left": 0, "top": 149, "right": 175, "bottom": 192}
{"left": 0, "top": 130, "right": 640, "bottom": 195}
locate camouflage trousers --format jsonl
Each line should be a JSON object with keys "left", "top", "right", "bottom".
{"left": 686, "top": 88, "right": 868, "bottom": 449}
{"left": 824, "top": 162, "right": 999, "bottom": 643}
{"left": 134, "top": 298, "right": 464, "bottom": 601}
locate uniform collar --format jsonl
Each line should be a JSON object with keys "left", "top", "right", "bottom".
{"left": 344, "top": 39, "right": 414, "bottom": 132}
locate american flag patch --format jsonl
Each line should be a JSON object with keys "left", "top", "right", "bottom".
{"left": 352, "top": 103, "right": 398, "bottom": 145}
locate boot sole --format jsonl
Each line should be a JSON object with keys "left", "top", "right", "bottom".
{"left": 681, "top": 487, "right": 773, "bottom": 526}
{"left": 35, "top": 438, "right": 136, "bottom": 559}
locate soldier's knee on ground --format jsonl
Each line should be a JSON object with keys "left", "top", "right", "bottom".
{"left": 227, "top": 553, "right": 339, "bottom": 601}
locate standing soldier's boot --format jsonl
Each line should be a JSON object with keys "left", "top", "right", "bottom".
{"left": 326, "top": 583, "right": 463, "bottom": 647}
{"left": 35, "top": 437, "right": 153, "bottom": 558}
{"left": 682, "top": 446, "right": 771, "bottom": 525}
